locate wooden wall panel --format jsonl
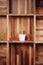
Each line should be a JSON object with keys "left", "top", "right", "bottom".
{"left": 0, "top": 17, "right": 7, "bottom": 41}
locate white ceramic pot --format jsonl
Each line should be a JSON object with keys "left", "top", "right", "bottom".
{"left": 19, "top": 34, "right": 26, "bottom": 41}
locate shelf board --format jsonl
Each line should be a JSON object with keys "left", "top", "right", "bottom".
{"left": 36, "top": 14, "right": 43, "bottom": 16}
{"left": 0, "top": 13, "right": 7, "bottom": 17}
{"left": 36, "top": 29, "right": 43, "bottom": 31}
{"left": 36, "top": 61, "right": 43, "bottom": 64}
{"left": 0, "top": 55, "right": 6, "bottom": 58}
{"left": 8, "top": 14, "right": 34, "bottom": 16}
{"left": 8, "top": 14, "right": 43, "bottom": 17}
{"left": 36, "top": 41, "right": 43, "bottom": 43}
{"left": 0, "top": 41, "right": 7, "bottom": 43}
{"left": 36, "top": 27, "right": 43, "bottom": 30}
{"left": 9, "top": 41, "right": 34, "bottom": 43}
{"left": 0, "top": 0, "right": 7, "bottom": 1}
{"left": 37, "top": 52, "right": 43, "bottom": 56}
{"left": 0, "top": 6, "right": 7, "bottom": 8}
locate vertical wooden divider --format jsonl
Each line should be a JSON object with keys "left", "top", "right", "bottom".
{"left": 11, "top": 17, "right": 13, "bottom": 40}
{"left": 33, "top": 15, "right": 35, "bottom": 65}
{"left": 1, "top": 17, "right": 2, "bottom": 40}
{"left": 7, "top": 42, "right": 9, "bottom": 65}
{"left": 34, "top": 15, "right": 36, "bottom": 65}
{"left": 0, "top": 18, "right": 1, "bottom": 37}
{"left": 7, "top": 15, "right": 10, "bottom": 65}
{"left": 34, "top": 15, "right": 36, "bottom": 42}
{"left": 7, "top": 15, "right": 9, "bottom": 41}
{"left": 34, "top": 43, "right": 36, "bottom": 65}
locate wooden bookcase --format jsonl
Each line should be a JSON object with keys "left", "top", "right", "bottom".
{"left": 0, "top": 0, "right": 43, "bottom": 65}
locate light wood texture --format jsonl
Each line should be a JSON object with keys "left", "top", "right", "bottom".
{"left": 18, "top": 0, "right": 20, "bottom": 14}
{"left": 10, "top": 44, "right": 33, "bottom": 65}
{"left": 34, "top": 16, "right": 36, "bottom": 42}
{"left": 16, "top": 55, "right": 20, "bottom": 65}
{"left": 25, "top": 0, "right": 27, "bottom": 14}
{"left": 0, "top": 0, "right": 43, "bottom": 65}
{"left": 0, "top": 16, "right": 7, "bottom": 41}
{"left": 0, "top": 43, "right": 7, "bottom": 65}
{"left": 35, "top": 44, "right": 43, "bottom": 65}
{"left": 0, "top": 0, "right": 8, "bottom": 15}
{"left": 9, "top": 0, "right": 34, "bottom": 14}
{"left": 36, "top": 16, "right": 43, "bottom": 41}
{"left": 7, "top": 15, "right": 9, "bottom": 41}
{"left": 7, "top": 42, "right": 9, "bottom": 65}
{"left": 29, "top": 46, "right": 32, "bottom": 65}
{"left": 11, "top": 44, "right": 15, "bottom": 65}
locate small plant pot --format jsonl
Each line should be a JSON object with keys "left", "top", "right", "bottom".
{"left": 19, "top": 34, "right": 26, "bottom": 41}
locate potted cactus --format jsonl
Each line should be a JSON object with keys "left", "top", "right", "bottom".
{"left": 19, "top": 29, "right": 26, "bottom": 41}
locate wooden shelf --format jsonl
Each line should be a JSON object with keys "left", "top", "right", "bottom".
{"left": 0, "top": 41, "right": 7, "bottom": 43}
{"left": 0, "top": 6, "right": 7, "bottom": 8}
{"left": 36, "top": 14, "right": 43, "bottom": 16}
{"left": 36, "top": 41, "right": 43, "bottom": 43}
{"left": 9, "top": 41, "right": 34, "bottom": 44}
{"left": 9, "top": 16, "right": 34, "bottom": 41}
{"left": 8, "top": 14, "right": 34, "bottom": 16}
{"left": 37, "top": 52, "right": 43, "bottom": 56}
{"left": 36, "top": 61, "right": 43, "bottom": 64}
{"left": 36, "top": 27, "right": 43, "bottom": 29}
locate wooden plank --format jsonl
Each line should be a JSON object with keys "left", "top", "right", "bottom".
{"left": 7, "top": 0, "right": 9, "bottom": 13}
{"left": 29, "top": 0, "right": 31, "bottom": 13}
{"left": 11, "top": 44, "right": 15, "bottom": 65}
{"left": 34, "top": 43, "right": 36, "bottom": 65}
{"left": 16, "top": 55, "right": 20, "bottom": 65}
{"left": 29, "top": 46, "right": 32, "bottom": 65}
{"left": 21, "top": 50, "right": 23, "bottom": 65}
{"left": 28, "top": 18, "right": 30, "bottom": 34}
{"left": 34, "top": 16, "right": 36, "bottom": 42}
{"left": 7, "top": 42, "right": 9, "bottom": 65}
{"left": 18, "top": 0, "right": 20, "bottom": 14}
{"left": 7, "top": 15, "right": 9, "bottom": 41}
{"left": 25, "top": 0, "right": 27, "bottom": 14}
{"left": 17, "top": 17, "right": 20, "bottom": 34}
